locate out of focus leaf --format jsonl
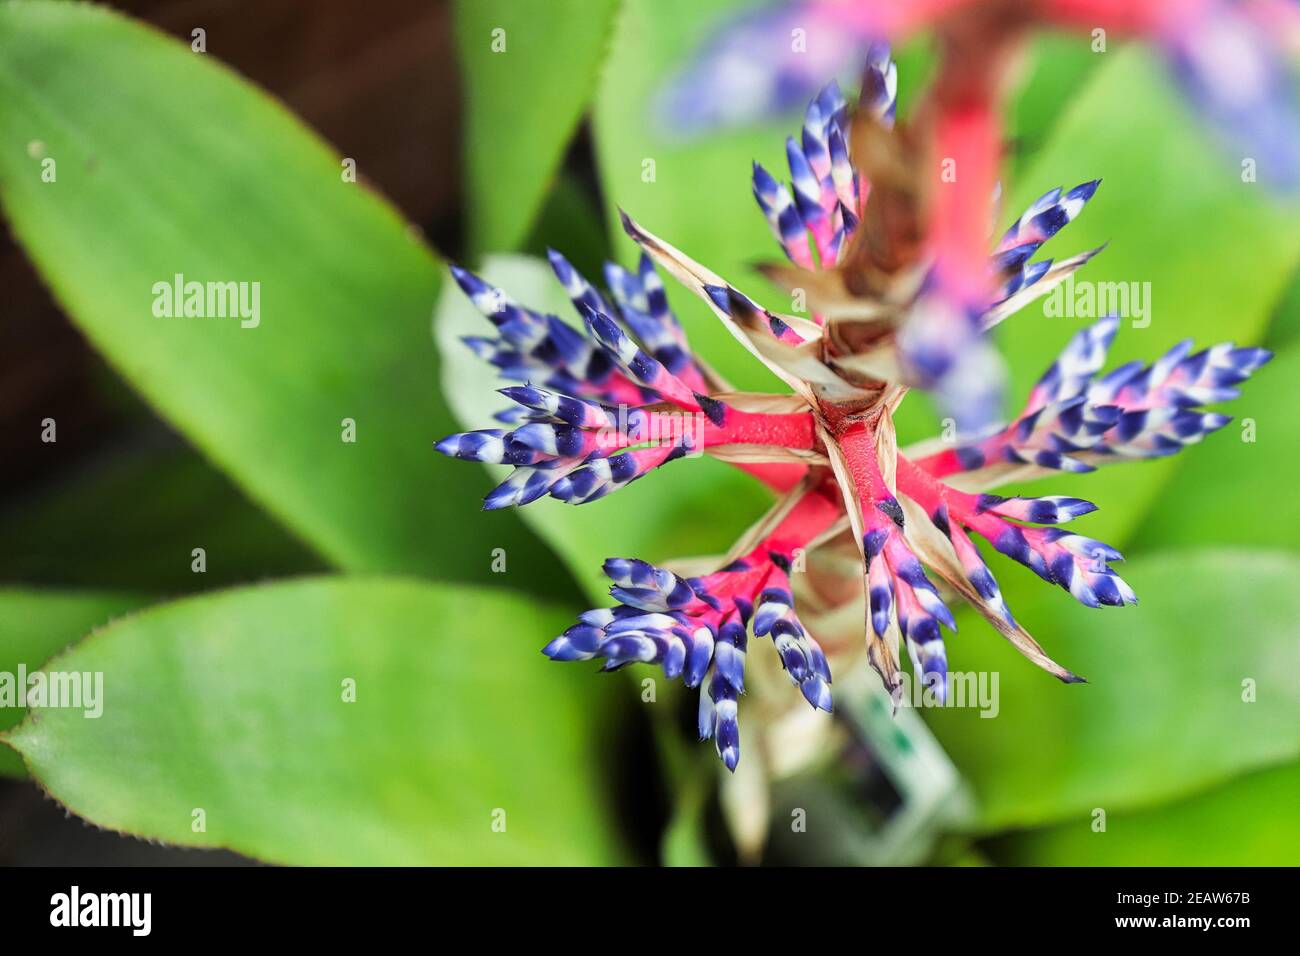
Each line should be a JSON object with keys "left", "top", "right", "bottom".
{"left": 1129, "top": 347, "right": 1300, "bottom": 553}
{"left": 1006, "top": 34, "right": 1099, "bottom": 175}
{"left": 992, "top": 48, "right": 1300, "bottom": 550}
{"left": 924, "top": 549, "right": 1300, "bottom": 831}
{"left": 0, "top": 442, "right": 324, "bottom": 591}
{"left": 0, "top": 1, "right": 558, "bottom": 590}
{"left": 1262, "top": 267, "right": 1300, "bottom": 350}
{"left": 434, "top": 253, "right": 772, "bottom": 600}
{"left": 522, "top": 173, "right": 613, "bottom": 285}
{"left": 991, "top": 762, "right": 1300, "bottom": 865}
{"left": 661, "top": 773, "right": 713, "bottom": 867}
{"left": 652, "top": 699, "right": 716, "bottom": 866}
{"left": 0, "top": 588, "right": 144, "bottom": 777}
{"left": 455, "top": 0, "right": 622, "bottom": 254}
{"left": 4, "top": 577, "right": 626, "bottom": 865}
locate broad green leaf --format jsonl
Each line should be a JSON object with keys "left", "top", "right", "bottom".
{"left": 434, "top": 253, "right": 772, "bottom": 600}
{"left": 0, "top": 1, "right": 558, "bottom": 589}
{"left": 924, "top": 549, "right": 1300, "bottom": 831}
{"left": 456, "top": 0, "right": 622, "bottom": 254}
{"left": 992, "top": 762, "right": 1300, "bottom": 865}
{"left": 0, "top": 588, "right": 144, "bottom": 777}
{"left": 1129, "top": 346, "right": 1300, "bottom": 553}
{"left": 0, "top": 444, "right": 324, "bottom": 591}
{"left": 4, "top": 577, "right": 626, "bottom": 865}
{"left": 991, "top": 48, "right": 1300, "bottom": 550}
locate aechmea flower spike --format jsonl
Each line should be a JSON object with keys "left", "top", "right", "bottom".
{"left": 660, "top": 0, "right": 1300, "bottom": 192}
{"left": 915, "top": 315, "right": 1271, "bottom": 478}
{"left": 436, "top": 60, "right": 1272, "bottom": 771}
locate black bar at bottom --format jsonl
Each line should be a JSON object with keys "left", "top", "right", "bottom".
{"left": 0, "top": 866, "right": 1285, "bottom": 940}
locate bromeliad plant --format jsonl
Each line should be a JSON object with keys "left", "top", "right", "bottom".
{"left": 436, "top": 42, "right": 1272, "bottom": 771}
{"left": 4, "top": 0, "right": 1298, "bottom": 869}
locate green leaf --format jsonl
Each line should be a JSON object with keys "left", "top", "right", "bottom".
{"left": 660, "top": 772, "right": 714, "bottom": 867}
{"left": 1005, "top": 34, "right": 1100, "bottom": 175}
{"left": 455, "top": 0, "right": 622, "bottom": 254}
{"left": 1262, "top": 266, "right": 1300, "bottom": 351}
{"left": 1130, "top": 346, "right": 1300, "bottom": 553}
{"left": 434, "top": 253, "right": 773, "bottom": 600}
{"left": 0, "top": 588, "right": 144, "bottom": 777}
{"left": 4, "top": 577, "right": 627, "bottom": 865}
{"left": 992, "top": 762, "right": 1300, "bottom": 865}
{"left": 992, "top": 47, "right": 1300, "bottom": 549}
{"left": 924, "top": 549, "right": 1300, "bottom": 831}
{"left": 521, "top": 172, "right": 613, "bottom": 285}
{"left": 0, "top": 0, "right": 557, "bottom": 588}
{"left": 0, "top": 444, "right": 324, "bottom": 591}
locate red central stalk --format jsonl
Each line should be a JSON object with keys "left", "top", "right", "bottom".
{"left": 677, "top": 478, "right": 846, "bottom": 627}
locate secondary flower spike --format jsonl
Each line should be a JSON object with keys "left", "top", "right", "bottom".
{"left": 660, "top": 0, "right": 1300, "bottom": 192}
{"left": 436, "top": 56, "right": 1271, "bottom": 771}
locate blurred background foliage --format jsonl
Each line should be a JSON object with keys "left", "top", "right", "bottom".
{"left": 0, "top": 0, "right": 1296, "bottom": 865}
